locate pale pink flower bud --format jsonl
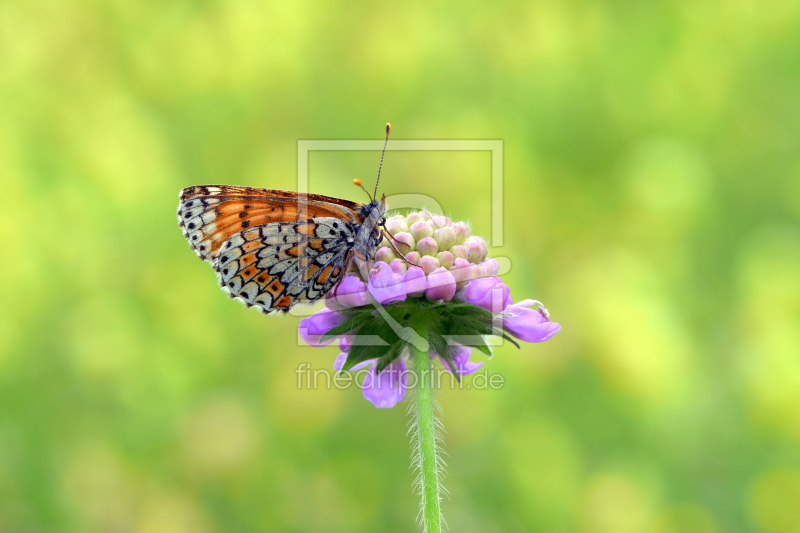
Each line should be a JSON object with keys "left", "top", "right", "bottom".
{"left": 466, "top": 241, "right": 483, "bottom": 263}
{"left": 409, "top": 220, "right": 433, "bottom": 242}
{"left": 374, "top": 247, "right": 396, "bottom": 263}
{"left": 436, "top": 251, "right": 454, "bottom": 270}
{"left": 464, "top": 236, "right": 489, "bottom": 262}
{"left": 391, "top": 232, "right": 415, "bottom": 255}
{"left": 404, "top": 251, "right": 421, "bottom": 264}
{"left": 385, "top": 216, "right": 408, "bottom": 234}
{"left": 431, "top": 215, "right": 450, "bottom": 228}
{"left": 418, "top": 255, "right": 440, "bottom": 275}
{"left": 478, "top": 238, "right": 489, "bottom": 261}
{"left": 405, "top": 212, "right": 423, "bottom": 225}
{"left": 417, "top": 237, "right": 439, "bottom": 257}
{"left": 433, "top": 227, "right": 456, "bottom": 250}
{"left": 449, "top": 245, "right": 468, "bottom": 260}
{"left": 389, "top": 258, "right": 407, "bottom": 275}
{"left": 451, "top": 222, "right": 470, "bottom": 244}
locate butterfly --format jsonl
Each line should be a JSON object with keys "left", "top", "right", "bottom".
{"left": 177, "top": 125, "right": 394, "bottom": 313}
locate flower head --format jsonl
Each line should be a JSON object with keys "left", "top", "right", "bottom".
{"left": 300, "top": 211, "right": 561, "bottom": 407}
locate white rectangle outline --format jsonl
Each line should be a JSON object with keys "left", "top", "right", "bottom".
{"left": 297, "top": 140, "right": 504, "bottom": 246}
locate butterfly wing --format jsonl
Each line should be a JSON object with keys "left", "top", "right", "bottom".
{"left": 213, "top": 218, "right": 354, "bottom": 312}
{"left": 177, "top": 185, "right": 362, "bottom": 262}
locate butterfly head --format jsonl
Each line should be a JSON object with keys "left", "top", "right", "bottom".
{"left": 356, "top": 198, "right": 387, "bottom": 225}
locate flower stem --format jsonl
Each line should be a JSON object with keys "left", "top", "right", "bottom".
{"left": 409, "top": 324, "right": 443, "bottom": 533}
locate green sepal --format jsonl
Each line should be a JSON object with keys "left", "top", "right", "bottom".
{"left": 375, "top": 343, "right": 402, "bottom": 373}
{"left": 320, "top": 310, "right": 374, "bottom": 343}
{"left": 429, "top": 332, "right": 460, "bottom": 383}
{"left": 456, "top": 335, "right": 493, "bottom": 357}
{"left": 493, "top": 328, "right": 521, "bottom": 349}
{"left": 342, "top": 342, "right": 390, "bottom": 371}
{"left": 318, "top": 299, "right": 520, "bottom": 376}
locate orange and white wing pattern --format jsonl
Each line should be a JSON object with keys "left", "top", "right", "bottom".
{"left": 177, "top": 185, "right": 362, "bottom": 262}
{"left": 177, "top": 185, "right": 370, "bottom": 313}
{"left": 213, "top": 219, "right": 353, "bottom": 312}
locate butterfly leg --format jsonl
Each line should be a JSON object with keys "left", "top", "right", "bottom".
{"left": 382, "top": 229, "right": 421, "bottom": 267}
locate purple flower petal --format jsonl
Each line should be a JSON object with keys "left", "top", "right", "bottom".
{"left": 503, "top": 299, "right": 561, "bottom": 342}
{"left": 425, "top": 267, "right": 457, "bottom": 301}
{"left": 456, "top": 276, "right": 511, "bottom": 313}
{"left": 326, "top": 275, "right": 370, "bottom": 309}
{"left": 367, "top": 261, "right": 407, "bottom": 304}
{"left": 403, "top": 266, "right": 427, "bottom": 297}
{"left": 440, "top": 345, "right": 483, "bottom": 376}
{"left": 361, "top": 358, "right": 408, "bottom": 408}
{"left": 451, "top": 257, "right": 479, "bottom": 284}
{"left": 334, "top": 351, "right": 348, "bottom": 371}
{"left": 299, "top": 308, "right": 345, "bottom": 346}
{"left": 478, "top": 258, "right": 500, "bottom": 277}
{"left": 339, "top": 336, "right": 352, "bottom": 352}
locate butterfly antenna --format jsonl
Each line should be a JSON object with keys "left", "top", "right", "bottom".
{"left": 374, "top": 123, "right": 391, "bottom": 199}
{"left": 352, "top": 179, "right": 373, "bottom": 201}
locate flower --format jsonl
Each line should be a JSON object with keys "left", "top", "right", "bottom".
{"left": 299, "top": 211, "right": 561, "bottom": 407}
{"left": 440, "top": 345, "right": 484, "bottom": 376}
{"left": 503, "top": 299, "right": 561, "bottom": 342}
{"left": 455, "top": 275, "right": 512, "bottom": 313}
{"left": 403, "top": 266, "right": 427, "bottom": 297}
{"left": 425, "top": 267, "right": 457, "bottom": 301}
{"left": 367, "top": 261, "right": 407, "bottom": 305}
{"left": 326, "top": 275, "right": 370, "bottom": 309}
{"left": 298, "top": 309, "right": 346, "bottom": 347}
{"left": 334, "top": 343, "right": 483, "bottom": 408}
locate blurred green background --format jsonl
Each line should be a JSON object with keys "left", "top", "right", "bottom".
{"left": 2, "top": 1, "right": 800, "bottom": 532}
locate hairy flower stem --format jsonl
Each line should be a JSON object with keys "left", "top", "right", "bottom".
{"left": 409, "top": 323, "right": 443, "bottom": 533}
